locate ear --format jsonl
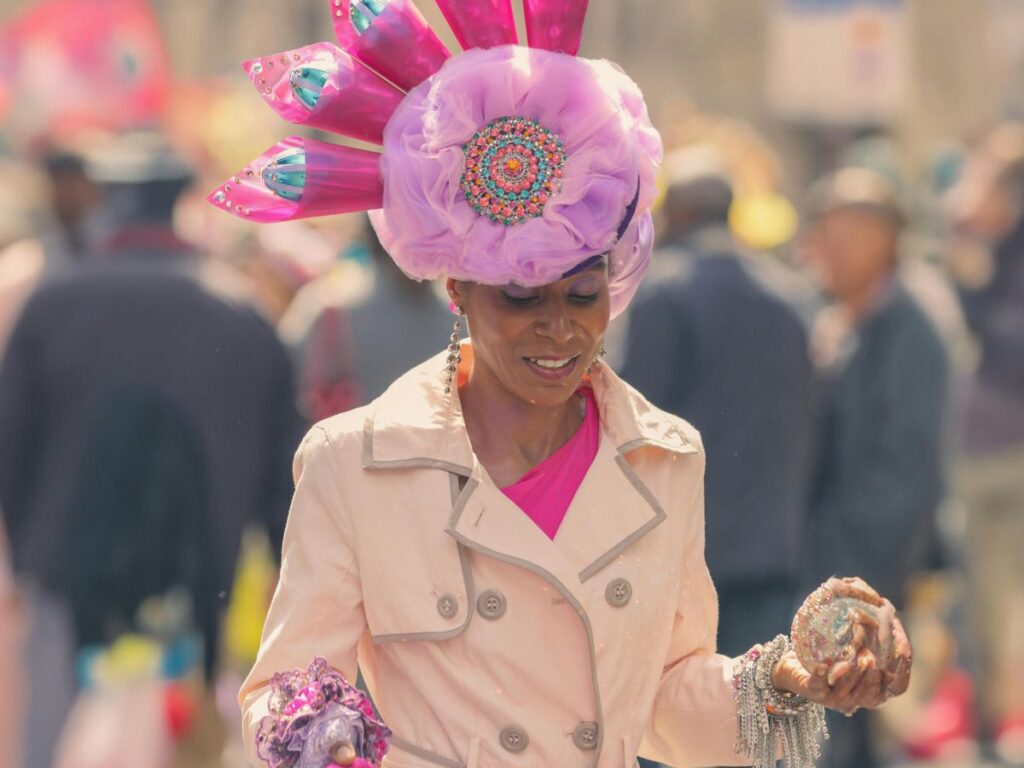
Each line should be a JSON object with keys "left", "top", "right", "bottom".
{"left": 446, "top": 277, "right": 467, "bottom": 312}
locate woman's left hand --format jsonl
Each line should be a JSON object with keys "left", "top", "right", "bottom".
{"left": 770, "top": 577, "right": 913, "bottom": 716}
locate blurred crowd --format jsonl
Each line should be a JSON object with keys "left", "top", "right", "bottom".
{"left": 0, "top": 5, "right": 1023, "bottom": 768}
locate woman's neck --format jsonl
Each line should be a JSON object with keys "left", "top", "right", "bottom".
{"left": 459, "top": 367, "right": 584, "bottom": 488}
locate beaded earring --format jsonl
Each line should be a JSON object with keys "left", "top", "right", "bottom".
{"left": 444, "top": 307, "right": 464, "bottom": 394}
{"left": 588, "top": 343, "right": 607, "bottom": 374}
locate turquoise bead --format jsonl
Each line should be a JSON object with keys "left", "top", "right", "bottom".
{"left": 262, "top": 149, "right": 306, "bottom": 202}
{"left": 289, "top": 67, "right": 329, "bottom": 110}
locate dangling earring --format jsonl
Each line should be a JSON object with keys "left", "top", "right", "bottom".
{"left": 588, "top": 343, "right": 607, "bottom": 374}
{"left": 444, "top": 307, "right": 464, "bottom": 394}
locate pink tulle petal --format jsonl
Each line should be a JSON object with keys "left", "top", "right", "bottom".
{"left": 435, "top": 0, "right": 518, "bottom": 50}
{"left": 208, "top": 136, "right": 382, "bottom": 224}
{"left": 523, "top": 0, "right": 589, "bottom": 55}
{"left": 244, "top": 42, "right": 405, "bottom": 145}
{"left": 333, "top": 0, "right": 451, "bottom": 91}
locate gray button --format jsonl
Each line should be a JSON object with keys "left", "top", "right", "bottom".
{"left": 499, "top": 725, "right": 529, "bottom": 753}
{"left": 573, "top": 721, "right": 600, "bottom": 751}
{"left": 476, "top": 589, "right": 507, "bottom": 620}
{"left": 605, "top": 577, "right": 632, "bottom": 607}
{"left": 437, "top": 593, "right": 459, "bottom": 619}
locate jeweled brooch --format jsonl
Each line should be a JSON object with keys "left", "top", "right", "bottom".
{"left": 461, "top": 116, "right": 566, "bottom": 225}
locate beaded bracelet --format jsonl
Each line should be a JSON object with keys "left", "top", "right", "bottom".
{"left": 734, "top": 635, "right": 828, "bottom": 768}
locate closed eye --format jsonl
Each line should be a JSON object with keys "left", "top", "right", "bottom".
{"left": 500, "top": 290, "right": 540, "bottom": 307}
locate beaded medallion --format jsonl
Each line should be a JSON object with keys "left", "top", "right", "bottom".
{"left": 461, "top": 116, "right": 566, "bottom": 225}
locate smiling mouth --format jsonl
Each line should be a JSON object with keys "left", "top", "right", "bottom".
{"left": 526, "top": 356, "right": 577, "bottom": 369}
{"left": 523, "top": 355, "right": 581, "bottom": 380}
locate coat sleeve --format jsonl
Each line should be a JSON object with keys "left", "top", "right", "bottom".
{"left": 238, "top": 424, "right": 367, "bottom": 767}
{"left": 640, "top": 463, "right": 752, "bottom": 768}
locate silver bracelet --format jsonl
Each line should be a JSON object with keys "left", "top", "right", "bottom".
{"left": 734, "top": 635, "right": 828, "bottom": 768}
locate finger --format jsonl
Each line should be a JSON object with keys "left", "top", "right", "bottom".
{"left": 827, "top": 659, "right": 853, "bottom": 688}
{"left": 889, "top": 617, "right": 913, "bottom": 668}
{"left": 886, "top": 656, "right": 912, "bottom": 698}
{"left": 330, "top": 741, "right": 357, "bottom": 766}
{"left": 848, "top": 664, "right": 886, "bottom": 709}
{"left": 842, "top": 649, "right": 878, "bottom": 694}
{"left": 830, "top": 657, "right": 867, "bottom": 695}
{"left": 826, "top": 576, "right": 885, "bottom": 607}
{"left": 884, "top": 620, "right": 913, "bottom": 697}
{"left": 805, "top": 666, "right": 830, "bottom": 700}
{"left": 851, "top": 621, "right": 867, "bottom": 650}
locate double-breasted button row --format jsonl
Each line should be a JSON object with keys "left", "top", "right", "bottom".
{"left": 499, "top": 725, "right": 529, "bottom": 753}
{"left": 573, "top": 721, "right": 600, "bottom": 751}
{"left": 476, "top": 589, "right": 507, "bottom": 620}
{"left": 605, "top": 577, "right": 632, "bottom": 607}
{"left": 436, "top": 593, "right": 459, "bottom": 619}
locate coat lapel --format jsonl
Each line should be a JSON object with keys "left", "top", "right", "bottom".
{"left": 446, "top": 467, "right": 587, "bottom": 604}
{"left": 555, "top": 434, "right": 667, "bottom": 582}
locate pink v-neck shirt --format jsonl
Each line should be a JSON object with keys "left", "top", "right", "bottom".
{"left": 500, "top": 388, "right": 600, "bottom": 539}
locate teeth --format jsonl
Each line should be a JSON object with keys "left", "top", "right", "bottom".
{"left": 529, "top": 357, "right": 573, "bottom": 369}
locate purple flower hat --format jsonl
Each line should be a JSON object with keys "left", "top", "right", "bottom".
{"left": 210, "top": 0, "right": 662, "bottom": 318}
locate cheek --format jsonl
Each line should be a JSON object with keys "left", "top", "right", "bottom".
{"left": 587, "top": 301, "right": 612, "bottom": 338}
{"left": 467, "top": 305, "right": 532, "bottom": 363}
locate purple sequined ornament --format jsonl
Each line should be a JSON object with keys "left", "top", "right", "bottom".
{"left": 461, "top": 116, "right": 566, "bottom": 225}
{"left": 255, "top": 657, "right": 391, "bottom": 768}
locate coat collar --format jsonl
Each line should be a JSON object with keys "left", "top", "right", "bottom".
{"left": 362, "top": 342, "right": 699, "bottom": 474}
{"left": 362, "top": 343, "right": 701, "bottom": 590}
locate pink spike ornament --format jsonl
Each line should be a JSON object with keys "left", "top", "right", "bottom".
{"left": 435, "top": 0, "right": 518, "bottom": 50}
{"left": 330, "top": 0, "right": 450, "bottom": 91}
{"left": 523, "top": 0, "right": 590, "bottom": 55}
{"left": 244, "top": 43, "right": 405, "bottom": 145}
{"left": 208, "top": 137, "right": 383, "bottom": 224}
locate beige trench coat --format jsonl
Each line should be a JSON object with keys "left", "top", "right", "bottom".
{"left": 241, "top": 347, "right": 750, "bottom": 768}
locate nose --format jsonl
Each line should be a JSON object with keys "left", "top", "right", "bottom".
{"left": 534, "top": 297, "right": 576, "bottom": 345}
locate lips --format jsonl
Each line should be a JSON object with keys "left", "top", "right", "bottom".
{"left": 523, "top": 354, "right": 580, "bottom": 381}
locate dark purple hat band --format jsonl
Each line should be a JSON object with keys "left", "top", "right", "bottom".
{"left": 561, "top": 178, "right": 641, "bottom": 278}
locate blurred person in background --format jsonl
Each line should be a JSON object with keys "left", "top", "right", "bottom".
{"left": 38, "top": 148, "right": 105, "bottom": 268}
{"left": 280, "top": 215, "right": 452, "bottom": 421}
{"left": 0, "top": 131, "right": 304, "bottom": 768}
{"left": 0, "top": 160, "right": 47, "bottom": 354}
{"left": 621, "top": 146, "right": 817, "bottom": 655}
{"left": 946, "top": 121, "right": 1024, "bottom": 764}
{"left": 230, "top": 221, "right": 337, "bottom": 327}
{"left": 799, "top": 168, "right": 949, "bottom": 768}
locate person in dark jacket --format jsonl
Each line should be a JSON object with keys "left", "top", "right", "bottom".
{"left": 800, "top": 168, "right": 949, "bottom": 768}
{"left": 947, "top": 122, "right": 1024, "bottom": 759}
{"left": 0, "top": 132, "right": 304, "bottom": 768}
{"left": 620, "top": 149, "right": 818, "bottom": 656}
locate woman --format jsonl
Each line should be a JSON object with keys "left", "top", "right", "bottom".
{"left": 212, "top": 2, "right": 911, "bottom": 766}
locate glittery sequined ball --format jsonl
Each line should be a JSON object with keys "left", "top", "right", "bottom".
{"left": 792, "top": 587, "right": 865, "bottom": 671}
{"left": 461, "top": 116, "right": 566, "bottom": 225}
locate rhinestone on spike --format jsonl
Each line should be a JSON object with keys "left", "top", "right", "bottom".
{"left": 460, "top": 116, "right": 566, "bottom": 226}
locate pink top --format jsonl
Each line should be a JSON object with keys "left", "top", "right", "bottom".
{"left": 501, "top": 388, "right": 600, "bottom": 539}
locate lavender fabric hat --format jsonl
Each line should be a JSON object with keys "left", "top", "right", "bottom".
{"left": 210, "top": 0, "right": 663, "bottom": 318}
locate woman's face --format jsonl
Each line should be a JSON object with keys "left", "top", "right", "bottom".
{"left": 449, "top": 260, "right": 610, "bottom": 408}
